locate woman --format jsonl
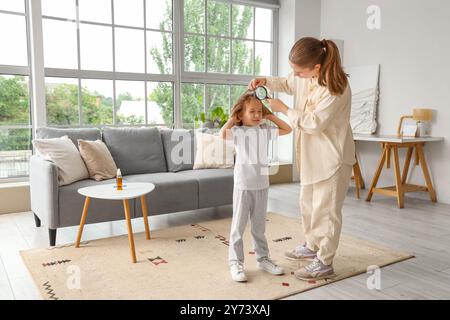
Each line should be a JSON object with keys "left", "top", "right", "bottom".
{"left": 249, "top": 37, "right": 355, "bottom": 280}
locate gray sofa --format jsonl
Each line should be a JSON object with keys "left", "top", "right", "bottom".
{"left": 30, "top": 127, "right": 233, "bottom": 246}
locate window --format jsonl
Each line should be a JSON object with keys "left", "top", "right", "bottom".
{"left": 0, "top": 0, "right": 279, "bottom": 180}
{"left": 40, "top": 0, "right": 275, "bottom": 129}
{"left": 183, "top": 0, "right": 273, "bottom": 76}
{"left": 181, "top": 83, "right": 249, "bottom": 128}
{"left": 0, "top": 1, "right": 32, "bottom": 179}
{"left": 45, "top": 77, "right": 79, "bottom": 125}
{"left": 181, "top": 83, "right": 203, "bottom": 129}
{"left": 181, "top": 0, "right": 276, "bottom": 128}
{"left": 42, "top": 0, "right": 174, "bottom": 128}
{"left": 81, "top": 79, "right": 114, "bottom": 125}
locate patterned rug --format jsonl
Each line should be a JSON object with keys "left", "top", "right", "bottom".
{"left": 20, "top": 212, "right": 413, "bottom": 300}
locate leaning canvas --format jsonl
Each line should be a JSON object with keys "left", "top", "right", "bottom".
{"left": 347, "top": 64, "right": 380, "bottom": 134}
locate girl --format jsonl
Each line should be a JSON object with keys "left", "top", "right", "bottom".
{"left": 249, "top": 37, "right": 356, "bottom": 280}
{"left": 220, "top": 90, "right": 292, "bottom": 282}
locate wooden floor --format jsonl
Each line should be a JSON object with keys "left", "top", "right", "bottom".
{"left": 1, "top": 183, "right": 450, "bottom": 300}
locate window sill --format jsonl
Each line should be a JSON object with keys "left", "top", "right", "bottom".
{"left": 0, "top": 180, "right": 29, "bottom": 188}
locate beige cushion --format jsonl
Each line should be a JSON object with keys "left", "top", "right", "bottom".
{"left": 32, "top": 135, "right": 89, "bottom": 186}
{"left": 78, "top": 139, "right": 118, "bottom": 181}
{"left": 193, "top": 132, "right": 235, "bottom": 169}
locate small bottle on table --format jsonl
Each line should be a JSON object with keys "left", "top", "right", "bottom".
{"left": 116, "top": 168, "right": 123, "bottom": 190}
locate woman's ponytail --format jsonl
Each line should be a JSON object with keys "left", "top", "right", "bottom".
{"left": 319, "top": 39, "right": 348, "bottom": 95}
{"left": 289, "top": 37, "right": 348, "bottom": 95}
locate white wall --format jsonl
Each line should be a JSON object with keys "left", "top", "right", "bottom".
{"left": 319, "top": 0, "right": 450, "bottom": 204}
{"left": 274, "top": 0, "right": 295, "bottom": 168}
{"left": 277, "top": 0, "right": 322, "bottom": 180}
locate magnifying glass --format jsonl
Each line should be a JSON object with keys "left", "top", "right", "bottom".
{"left": 255, "top": 86, "right": 269, "bottom": 101}
{"left": 254, "top": 86, "right": 272, "bottom": 113}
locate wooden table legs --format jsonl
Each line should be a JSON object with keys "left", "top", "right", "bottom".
{"left": 123, "top": 199, "right": 136, "bottom": 263}
{"left": 416, "top": 144, "right": 437, "bottom": 202}
{"left": 352, "top": 155, "right": 365, "bottom": 199}
{"left": 366, "top": 144, "right": 388, "bottom": 203}
{"left": 75, "top": 196, "right": 152, "bottom": 263}
{"left": 392, "top": 145, "right": 404, "bottom": 208}
{"left": 122, "top": 197, "right": 151, "bottom": 262}
{"left": 75, "top": 197, "right": 90, "bottom": 248}
{"left": 366, "top": 142, "right": 437, "bottom": 208}
{"left": 141, "top": 196, "right": 151, "bottom": 240}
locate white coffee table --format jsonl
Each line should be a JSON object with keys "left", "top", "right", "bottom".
{"left": 76, "top": 182, "right": 155, "bottom": 263}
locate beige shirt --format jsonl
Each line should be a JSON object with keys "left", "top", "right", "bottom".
{"left": 266, "top": 72, "right": 356, "bottom": 185}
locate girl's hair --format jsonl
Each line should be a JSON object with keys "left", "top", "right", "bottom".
{"left": 289, "top": 37, "right": 348, "bottom": 95}
{"left": 230, "top": 90, "right": 271, "bottom": 126}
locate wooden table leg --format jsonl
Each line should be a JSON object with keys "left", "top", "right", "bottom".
{"left": 353, "top": 155, "right": 365, "bottom": 189}
{"left": 415, "top": 147, "right": 420, "bottom": 166}
{"left": 353, "top": 166, "right": 360, "bottom": 199}
{"left": 401, "top": 146, "right": 414, "bottom": 184}
{"left": 75, "top": 197, "right": 90, "bottom": 248}
{"left": 123, "top": 199, "right": 137, "bottom": 263}
{"left": 141, "top": 196, "right": 151, "bottom": 240}
{"left": 359, "top": 170, "right": 365, "bottom": 190}
{"left": 416, "top": 143, "right": 437, "bottom": 202}
{"left": 392, "top": 146, "right": 404, "bottom": 208}
{"left": 386, "top": 145, "right": 391, "bottom": 168}
{"left": 366, "top": 144, "right": 387, "bottom": 202}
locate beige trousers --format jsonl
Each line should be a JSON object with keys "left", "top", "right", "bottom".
{"left": 300, "top": 164, "right": 352, "bottom": 265}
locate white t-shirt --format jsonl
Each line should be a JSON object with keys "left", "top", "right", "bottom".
{"left": 231, "top": 123, "right": 278, "bottom": 190}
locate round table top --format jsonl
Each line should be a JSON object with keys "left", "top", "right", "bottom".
{"left": 78, "top": 182, "right": 155, "bottom": 200}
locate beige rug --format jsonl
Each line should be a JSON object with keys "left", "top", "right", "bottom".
{"left": 20, "top": 212, "right": 413, "bottom": 300}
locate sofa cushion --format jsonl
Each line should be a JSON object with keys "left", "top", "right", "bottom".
{"left": 160, "top": 129, "right": 195, "bottom": 172}
{"left": 102, "top": 127, "right": 167, "bottom": 175}
{"left": 125, "top": 172, "right": 199, "bottom": 215}
{"left": 78, "top": 139, "right": 118, "bottom": 181}
{"left": 178, "top": 169, "right": 233, "bottom": 208}
{"left": 193, "top": 132, "right": 235, "bottom": 169}
{"left": 32, "top": 135, "right": 89, "bottom": 186}
{"left": 36, "top": 127, "right": 101, "bottom": 149}
{"left": 160, "top": 128, "right": 210, "bottom": 172}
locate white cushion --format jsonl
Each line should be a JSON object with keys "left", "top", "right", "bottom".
{"left": 32, "top": 135, "right": 89, "bottom": 186}
{"left": 193, "top": 132, "right": 235, "bottom": 169}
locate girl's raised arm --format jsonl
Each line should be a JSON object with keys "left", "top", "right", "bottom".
{"left": 220, "top": 117, "right": 236, "bottom": 140}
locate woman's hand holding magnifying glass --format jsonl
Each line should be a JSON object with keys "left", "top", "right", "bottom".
{"left": 248, "top": 78, "right": 267, "bottom": 90}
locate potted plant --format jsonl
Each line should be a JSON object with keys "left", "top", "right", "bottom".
{"left": 195, "top": 106, "right": 229, "bottom": 129}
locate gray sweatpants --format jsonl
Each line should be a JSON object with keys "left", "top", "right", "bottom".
{"left": 229, "top": 188, "right": 269, "bottom": 265}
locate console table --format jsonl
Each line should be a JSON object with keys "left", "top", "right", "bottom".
{"left": 353, "top": 134, "right": 444, "bottom": 208}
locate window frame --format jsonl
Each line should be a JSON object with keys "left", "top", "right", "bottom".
{"left": 31, "top": 0, "right": 278, "bottom": 129}
{"left": 0, "top": 0, "right": 279, "bottom": 180}
{"left": 39, "top": 0, "right": 175, "bottom": 128}
{"left": 179, "top": 0, "right": 279, "bottom": 127}
{"left": 0, "top": 0, "right": 34, "bottom": 181}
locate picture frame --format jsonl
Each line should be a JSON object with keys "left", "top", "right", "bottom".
{"left": 401, "top": 123, "right": 418, "bottom": 137}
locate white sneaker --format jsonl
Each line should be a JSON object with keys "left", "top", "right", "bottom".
{"left": 285, "top": 243, "right": 317, "bottom": 261}
{"left": 294, "top": 257, "right": 335, "bottom": 281}
{"left": 230, "top": 262, "right": 247, "bottom": 282}
{"left": 257, "top": 257, "right": 285, "bottom": 275}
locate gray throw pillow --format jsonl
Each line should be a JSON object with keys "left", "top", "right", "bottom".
{"left": 36, "top": 127, "right": 101, "bottom": 150}
{"left": 102, "top": 127, "right": 167, "bottom": 175}
{"left": 161, "top": 129, "right": 195, "bottom": 172}
{"left": 160, "top": 128, "right": 210, "bottom": 172}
